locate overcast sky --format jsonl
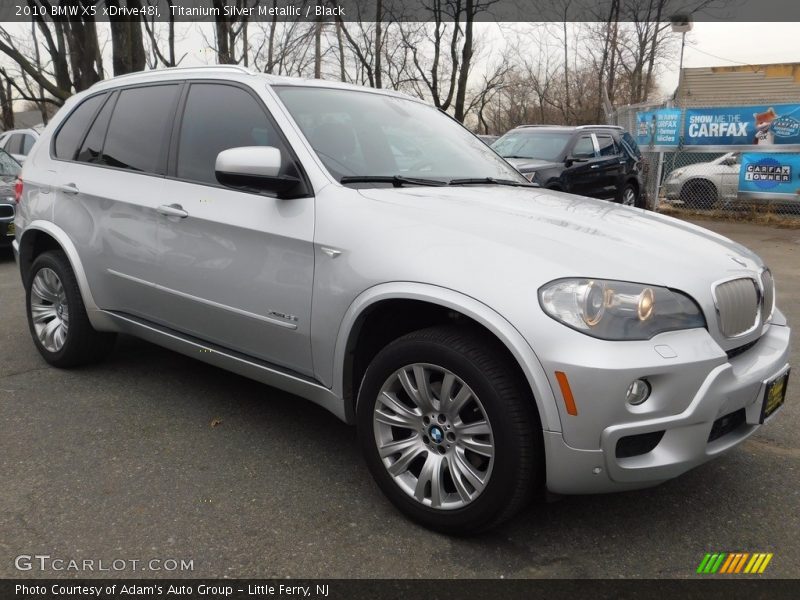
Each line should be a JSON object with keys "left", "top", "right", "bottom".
{"left": 2, "top": 20, "right": 798, "bottom": 107}
{"left": 658, "top": 22, "right": 800, "bottom": 93}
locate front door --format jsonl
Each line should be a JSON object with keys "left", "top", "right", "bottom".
{"left": 155, "top": 82, "right": 315, "bottom": 376}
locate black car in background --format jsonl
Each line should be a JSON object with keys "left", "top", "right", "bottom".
{"left": 492, "top": 125, "right": 647, "bottom": 208}
{"left": 0, "top": 148, "right": 21, "bottom": 247}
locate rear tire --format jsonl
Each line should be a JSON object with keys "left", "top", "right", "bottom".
{"left": 618, "top": 182, "right": 640, "bottom": 207}
{"left": 356, "top": 325, "right": 542, "bottom": 535}
{"left": 25, "top": 250, "right": 116, "bottom": 368}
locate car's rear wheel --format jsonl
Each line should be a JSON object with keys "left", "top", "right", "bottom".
{"left": 25, "top": 250, "right": 116, "bottom": 367}
{"left": 618, "top": 183, "right": 640, "bottom": 207}
{"left": 356, "top": 325, "right": 542, "bottom": 534}
{"left": 681, "top": 179, "right": 717, "bottom": 209}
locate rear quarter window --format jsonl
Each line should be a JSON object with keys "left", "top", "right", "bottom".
{"left": 53, "top": 94, "right": 107, "bottom": 160}
{"left": 621, "top": 131, "right": 642, "bottom": 159}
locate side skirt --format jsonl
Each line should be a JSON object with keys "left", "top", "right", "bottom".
{"left": 104, "top": 311, "right": 349, "bottom": 423}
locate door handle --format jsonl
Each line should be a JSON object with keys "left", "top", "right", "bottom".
{"left": 157, "top": 204, "right": 189, "bottom": 218}
{"left": 590, "top": 164, "right": 600, "bottom": 169}
{"left": 55, "top": 183, "right": 79, "bottom": 195}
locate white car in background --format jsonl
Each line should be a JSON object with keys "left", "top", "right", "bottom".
{"left": 0, "top": 127, "right": 41, "bottom": 163}
{"left": 664, "top": 152, "right": 740, "bottom": 208}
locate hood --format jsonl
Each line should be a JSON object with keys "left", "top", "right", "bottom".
{"left": 667, "top": 162, "right": 727, "bottom": 178}
{"left": 504, "top": 157, "right": 562, "bottom": 172}
{"left": 355, "top": 185, "right": 763, "bottom": 289}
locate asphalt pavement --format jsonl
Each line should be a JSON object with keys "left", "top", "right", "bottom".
{"left": 0, "top": 218, "right": 798, "bottom": 579}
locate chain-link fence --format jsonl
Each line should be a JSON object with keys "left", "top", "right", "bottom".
{"left": 610, "top": 97, "right": 800, "bottom": 219}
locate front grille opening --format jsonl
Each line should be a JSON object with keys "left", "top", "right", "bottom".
{"left": 708, "top": 408, "right": 746, "bottom": 442}
{"left": 0, "top": 204, "right": 14, "bottom": 219}
{"left": 616, "top": 430, "right": 665, "bottom": 459}
{"left": 726, "top": 339, "right": 759, "bottom": 359}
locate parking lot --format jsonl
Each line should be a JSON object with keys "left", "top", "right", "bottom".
{"left": 0, "top": 217, "right": 797, "bottom": 579}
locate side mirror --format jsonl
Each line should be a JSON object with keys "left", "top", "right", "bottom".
{"left": 215, "top": 146, "right": 305, "bottom": 198}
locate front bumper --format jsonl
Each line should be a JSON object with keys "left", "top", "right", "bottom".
{"left": 664, "top": 180, "right": 682, "bottom": 199}
{"left": 542, "top": 319, "right": 791, "bottom": 495}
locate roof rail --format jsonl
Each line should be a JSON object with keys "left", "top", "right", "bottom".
{"left": 575, "top": 124, "right": 623, "bottom": 130}
{"left": 516, "top": 124, "right": 570, "bottom": 129}
{"left": 91, "top": 65, "right": 254, "bottom": 87}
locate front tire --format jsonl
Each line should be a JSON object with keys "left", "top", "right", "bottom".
{"left": 356, "top": 326, "right": 542, "bottom": 534}
{"left": 681, "top": 179, "right": 718, "bottom": 209}
{"left": 25, "top": 250, "right": 116, "bottom": 368}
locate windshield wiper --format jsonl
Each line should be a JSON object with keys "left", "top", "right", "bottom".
{"left": 500, "top": 155, "right": 533, "bottom": 159}
{"left": 339, "top": 175, "right": 447, "bottom": 187}
{"left": 448, "top": 177, "right": 535, "bottom": 187}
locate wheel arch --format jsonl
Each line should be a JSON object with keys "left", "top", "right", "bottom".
{"left": 19, "top": 221, "right": 116, "bottom": 331}
{"left": 333, "top": 283, "right": 562, "bottom": 433}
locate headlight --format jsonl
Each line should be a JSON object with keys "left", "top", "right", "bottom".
{"left": 668, "top": 169, "right": 685, "bottom": 180}
{"left": 539, "top": 278, "right": 706, "bottom": 340}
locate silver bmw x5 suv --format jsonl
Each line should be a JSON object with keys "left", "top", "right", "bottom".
{"left": 13, "top": 66, "right": 791, "bottom": 534}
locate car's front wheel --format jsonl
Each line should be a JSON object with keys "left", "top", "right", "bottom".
{"left": 25, "top": 250, "right": 116, "bottom": 367}
{"left": 356, "top": 326, "right": 542, "bottom": 534}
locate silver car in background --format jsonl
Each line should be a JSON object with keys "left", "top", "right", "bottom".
{"left": 13, "top": 67, "right": 791, "bottom": 534}
{"left": 664, "top": 152, "right": 740, "bottom": 208}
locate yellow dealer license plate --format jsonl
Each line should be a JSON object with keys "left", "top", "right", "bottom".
{"left": 761, "top": 369, "right": 789, "bottom": 423}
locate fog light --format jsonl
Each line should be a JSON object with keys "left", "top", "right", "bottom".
{"left": 626, "top": 379, "right": 651, "bottom": 405}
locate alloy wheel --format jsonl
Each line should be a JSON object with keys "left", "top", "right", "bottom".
{"left": 30, "top": 267, "right": 69, "bottom": 352}
{"left": 372, "top": 363, "right": 495, "bottom": 510}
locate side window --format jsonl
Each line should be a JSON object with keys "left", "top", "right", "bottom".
{"left": 176, "top": 83, "right": 292, "bottom": 186}
{"left": 6, "top": 134, "right": 23, "bottom": 155}
{"left": 21, "top": 134, "right": 35, "bottom": 155}
{"left": 53, "top": 94, "right": 106, "bottom": 160}
{"left": 102, "top": 85, "right": 179, "bottom": 174}
{"left": 572, "top": 135, "right": 595, "bottom": 159}
{"left": 77, "top": 93, "right": 116, "bottom": 164}
{"left": 596, "top": 134, "right": 617, "bottom": 157}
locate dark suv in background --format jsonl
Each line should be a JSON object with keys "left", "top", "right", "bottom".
{"left": 492, "top": 125, "right": 647, "bottom": 208}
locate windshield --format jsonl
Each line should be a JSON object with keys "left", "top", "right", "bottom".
{"left": 492, "top": 130, "right": 572, "bottom": 161}
{"left": 274, "top": 86, "right": 525, "bottom": 185}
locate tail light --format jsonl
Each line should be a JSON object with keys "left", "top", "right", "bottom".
{"left": 14, "top": 178, "right": 22, "bottom": 204}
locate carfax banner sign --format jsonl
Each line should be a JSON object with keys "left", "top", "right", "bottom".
{"left": 635, "top": 108, "right": 681, "bottom": 146}
{"left": 684, "top": 104, "right": 800, "bottom": 146}
{"left": 739, "top": 153, "right": 800, "bottom": 197}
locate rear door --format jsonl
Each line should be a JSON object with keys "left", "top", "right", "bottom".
{"left": 52, "top": 84, "right": 181, "bottom": 321}
{"left": 564, "top": 134, "right": 599, "bottom": 196}
{"left": 594, "top": 133, "right": 625, "bottom": 199}
{"left": 155, "top": 81, "right": 315, "bottom": 375}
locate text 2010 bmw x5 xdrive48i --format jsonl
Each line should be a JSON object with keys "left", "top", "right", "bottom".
{"left": 13, "top": 67, "right": 791, "bottom": 534}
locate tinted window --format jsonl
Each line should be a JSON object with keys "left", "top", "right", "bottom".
{"left": 572, "top": 135, "right": 595, "bottom": 158}
{"left": 176, "top": 84, "right": 289, "bottom": 185}
{"left": 54, "top": 94, "right": 106, "bottom": 160}
{"left": 6, "top": 134, "right": 23, "bottom": 155}
{"left": 77, "top": 93, "right": 116, "bottom": 164}
{"left": 102, "top": 85, "right": 179, "bottom": 174}
{"left": 596, "top": 134, "right": 617, "bottom": 157}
